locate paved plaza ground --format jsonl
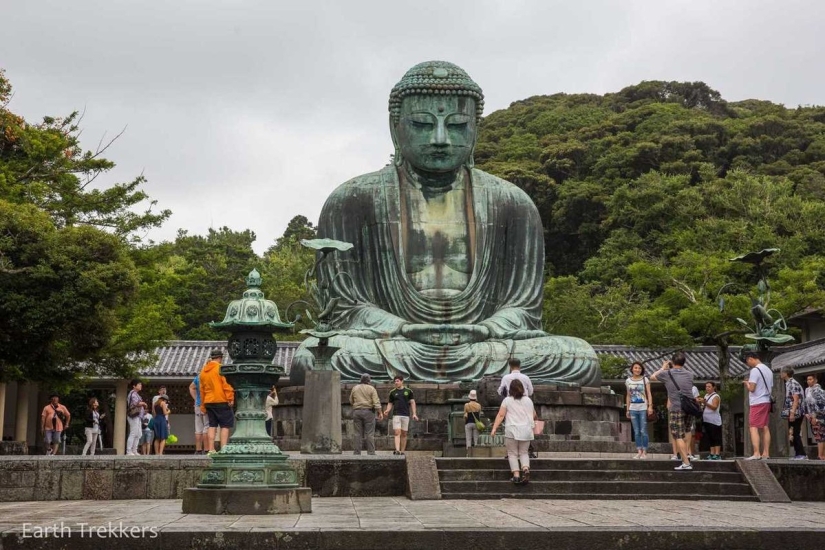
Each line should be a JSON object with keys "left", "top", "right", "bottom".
{"left": 1, "top": 497, "right": 824, "bottom": 549}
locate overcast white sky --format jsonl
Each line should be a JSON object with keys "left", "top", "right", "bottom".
{"left": 3, "top": 0, "right": 824, "bottom": 253}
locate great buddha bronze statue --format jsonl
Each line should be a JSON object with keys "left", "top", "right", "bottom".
{"left": 291, "top": 61, "right": 600, "bottom": 386}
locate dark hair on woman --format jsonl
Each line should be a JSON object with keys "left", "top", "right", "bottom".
{"left": 630, "top": 362, "right": 645, "bottom": 376}
{"left": 509, "top": 379, "right": 525, "bottom": 399}
{"left": 706, "top": 381, "right": 718, "bottom": 390}
{"left": 129, "top": 378, "right": 142, "bottom": 389}
{"left": 87, "top": 397, "right": 98, "bottom": 409}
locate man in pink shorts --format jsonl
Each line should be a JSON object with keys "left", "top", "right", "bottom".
{"left": 744, "top": 352, "right": 774, "bottom": 460}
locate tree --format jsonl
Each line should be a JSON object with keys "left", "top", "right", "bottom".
{"left": 0, "top": 69, "right": 170, "bottom": 242}
{"left": 167, "top": 227, "right": 260, "bottom": 339}
{"left": 261, "top": 215, "right": 321, "bottom": 338}
{"left": 0, "top": 200, "right": 139, "bottom": 385}
{"left": 267, "top": 215, "right": 317, "bottom": 253}
{"left": 0, "top": 69, "right": 171, "bottom": 386}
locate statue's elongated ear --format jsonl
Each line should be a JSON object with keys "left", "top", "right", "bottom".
{"left": 389, "top": 115, "right": 403, "bottom": 166}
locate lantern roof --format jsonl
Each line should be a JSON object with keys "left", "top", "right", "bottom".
{"left": 210, "top": 269, "right": 294, "bottom": 330}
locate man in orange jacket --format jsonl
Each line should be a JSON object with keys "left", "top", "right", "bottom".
{"left": 199, "top": 349, "right": 235, "bottom": 452}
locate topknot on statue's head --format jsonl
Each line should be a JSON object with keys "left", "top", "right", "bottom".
{"left": 389, "top": 61, "right": 484, "bottom": 124}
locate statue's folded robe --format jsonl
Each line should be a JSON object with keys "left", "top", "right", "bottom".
{"left": 294, "top": 165, "right": 600, "bottom": 386}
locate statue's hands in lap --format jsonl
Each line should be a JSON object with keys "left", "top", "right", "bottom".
{"left": 400, "top": 324, "right": 490, "bottom": 345}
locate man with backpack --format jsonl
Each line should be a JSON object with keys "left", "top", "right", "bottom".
{"left": 651, "top": 352, "right": 698, "bottom": 470}
{"left": 40, "top": 394, "right": 71, "bottom": 456}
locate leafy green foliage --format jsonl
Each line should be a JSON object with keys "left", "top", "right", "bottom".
{"left": 0, "top": 70, "right": 170, "bottom": 385}
{"left": 479, "top": 80, "right": 825, "bottom": 353}
{"left": 0, "top": 200, "right": 139, "bottom": 383}
{"left": 0, "top": 70, "right": 170, "bottom": 241}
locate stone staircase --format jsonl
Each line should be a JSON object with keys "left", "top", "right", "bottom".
{"left": 435, "top": 458, "right": 758, "bottom": 500}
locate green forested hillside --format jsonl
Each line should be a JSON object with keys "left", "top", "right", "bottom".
{"left": 476, "top": 81, "right": 825, "bottom": 348}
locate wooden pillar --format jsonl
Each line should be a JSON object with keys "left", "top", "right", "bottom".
{"left": 0, "top": 382, "right": 6, "bottom": 440}
{"left": 14, "top": 382, "right": 30, "bottom": 444}
{"left": 114, "top": 380, "right": 128, "bottom": 455}
{"left": 771, "top": 372, "right": 788, "bottom": 458}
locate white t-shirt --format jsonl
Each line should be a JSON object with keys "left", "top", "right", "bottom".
{"left": 748, "top": 364, "right": 773, "bottom": 406}
{"left": 502, "top": 396, "right": 535, "bottom": 441}
{"left": 703, "top": 392, "right": 722, "bottom": 426}
{"left": 625, "top": 377, "right": 649, "bottom": 411}
{"left": 265, "top": 394, "right": 279, "bottom": 421}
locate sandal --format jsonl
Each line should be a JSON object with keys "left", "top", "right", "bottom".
{"left": 521, "top": 468, "right": 530, "bottom": 484}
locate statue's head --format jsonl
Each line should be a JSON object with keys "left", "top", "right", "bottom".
{"left": 389, "top": 61, "right": 484, "bottom": 174}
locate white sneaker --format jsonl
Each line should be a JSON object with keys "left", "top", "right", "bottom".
{"left": 744, "top": 455, "right": 761, "bottom": 460}
{"left": 688, "top": 454, "right": 698, "bottom": 461}
{"left": 674, "top": 463, "right": 693, "bottom": 470}
{"left": 791, "top": 455, "right": 809, "bottom": 460}
{"left": 670, "top": 455, "right": 680, "bottom": 461}
{"left": 633, "top": 453, "right": 642, "bottom": 459}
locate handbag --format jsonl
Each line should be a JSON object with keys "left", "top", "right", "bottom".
{"left": 127, "top": 390, "right": 141, "bottom": 418}
{"left": 474, "top": 419, "right": 485, "bottom": 432}
{"left": 532, "top": 420, "right": 545, "bottom": 435}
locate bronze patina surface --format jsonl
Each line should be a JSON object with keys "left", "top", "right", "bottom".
{"left": 293, "top": 61, "right": 600, "bottom": 386}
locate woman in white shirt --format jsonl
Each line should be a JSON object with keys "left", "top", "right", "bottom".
{"left": 265, "top": 386, "right": 279, "bottom": 440}
{"left": 491, "top": 379, "right": 535, "bottom": 485}
{"left": 625, "top": 362, "right": 653, "bottom": 459}
{"left": 698, "top": 381, "right": 722, "bottom": 460}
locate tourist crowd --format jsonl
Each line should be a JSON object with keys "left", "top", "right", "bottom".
{"left": 36, "top": 348, "right": 825, "bottom": 464}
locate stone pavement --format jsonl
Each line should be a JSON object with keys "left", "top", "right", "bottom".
{"left": 1, "top": 497, "right": 824, "bottom": 549}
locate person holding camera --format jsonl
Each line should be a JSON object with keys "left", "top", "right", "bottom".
{"left": 650, "top": 352, "right": 695, "bottom": 470}
{"left": 265, "top": 385, "right": 280, "bottom": 440}
{"left": 41, "top": 394, "right": 71, "bottom": 456}
{"left": 743, "top": 352, "right": 773, "bottom": 460}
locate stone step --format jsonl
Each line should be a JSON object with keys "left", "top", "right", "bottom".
{"left": 437, "top": 468, "right": 745, "bottom": 483}
{"left": 441, "top": 492, "right": 760, "bottom": 501}
{"left": 436, "top": 458, "right": 740, "bottom": 472}
{"left": 439, "top": 480, "right": 754, "bottom": 496}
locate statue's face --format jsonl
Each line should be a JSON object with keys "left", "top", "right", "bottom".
{"left": 395, "top": 95, "right": 476, "bottom": 173}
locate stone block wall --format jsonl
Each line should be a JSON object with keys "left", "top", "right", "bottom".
{"left": 274, "top": 380, "right": 626, "bottom": 451}
{"left": 0, "top": 456, "right": 406, "bottom": 502}
{"left": 0, "top": 441, "right": 27, "bottom": 455}
{"left": 0, "top": 457, "right": 208, "bottom": 501}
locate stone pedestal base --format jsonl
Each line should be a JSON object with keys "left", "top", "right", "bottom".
{"left": 182, "top": 487, "right": 312, "bottom": 515}
{"left": 301, "top": 370, "right": 342, "bottom": 454}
